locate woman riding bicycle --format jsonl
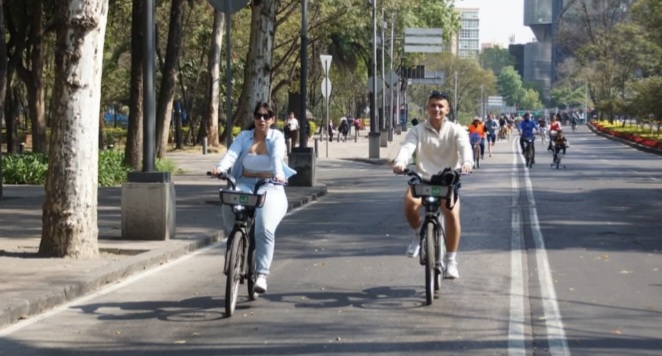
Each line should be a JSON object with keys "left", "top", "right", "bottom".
{"left": 211, "top": 101, "right": 296, "bottom": 294}
{"left": 468, "top": 117, "right": 486, "bottom": 159}
{"left": 392, "top": 91, "right": 473, "bottom": 280}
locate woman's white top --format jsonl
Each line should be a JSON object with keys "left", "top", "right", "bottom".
{"left": 242, "top": 153, "right": 273, "bottom": 172}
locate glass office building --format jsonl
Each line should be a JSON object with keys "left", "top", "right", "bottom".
{"left": 456, "top": 8, "right": 480, "bottom": 59}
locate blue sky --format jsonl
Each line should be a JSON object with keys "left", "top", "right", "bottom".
{"left": 455, "top": 0, "right": 535, "bottom": 47}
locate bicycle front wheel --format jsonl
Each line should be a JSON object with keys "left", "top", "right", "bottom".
{"left": 225, "top": 231, "right": 245, "bottom": 317}
{"left": 424, "top": 221, "right": 436, "bottom": 306}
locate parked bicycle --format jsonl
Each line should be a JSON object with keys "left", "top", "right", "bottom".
{"left": 208, "top": 172, "right": 280, "bottom": 316}
{"left": 402, "top": 168, "right": 462, "bottom": 305}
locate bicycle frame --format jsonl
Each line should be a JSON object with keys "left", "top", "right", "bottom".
{"left": 522, "top": 136, "right": 535, "bottom": 167}
{"left": 404, "top": 169, "right": 459, "bottom": 305}
{"left": 209, "top": 172, "right": 273, "bottom": 316}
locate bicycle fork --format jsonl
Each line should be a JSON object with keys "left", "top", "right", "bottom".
{"left": 419, "top": 213, "right": 443, "bottom": 271}
{"left": 224, "top": 228, "right": 247, "bottom": 276}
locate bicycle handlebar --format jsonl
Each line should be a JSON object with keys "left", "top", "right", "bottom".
{"left": 401, "top": 168, "right": 467, "bottom": 183}
{"left": 207, "top": 172, "right": 285, "bottom": 194}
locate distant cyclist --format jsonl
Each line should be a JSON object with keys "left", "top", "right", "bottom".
{"left": 468, "top": 117, "right": 486, "bottom": 159}
{"left": 518, "top": 112, "right": 539, "bottom": 162}
{"left": 548, "top": 114, "right": 562, "bottom": 151}
{"left": 551, "top": 129, "right": 569, "bottom": 163}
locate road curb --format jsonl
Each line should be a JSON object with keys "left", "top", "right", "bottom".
{"left": 0, "top": 185, "right": 327, "bottom": 331}
{"left": 587, "top": 123, "right": 662, "bottom": 157}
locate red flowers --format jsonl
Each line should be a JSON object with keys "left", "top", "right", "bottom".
{"left": 589, "top": 122, "right": 662, "bottom": 149}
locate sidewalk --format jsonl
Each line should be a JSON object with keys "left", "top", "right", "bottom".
{"left": 0, "top": 129, "right": 407, "bottom": 330}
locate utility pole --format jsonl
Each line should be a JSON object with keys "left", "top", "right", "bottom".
{"left": 388, "top": 12, "right": 395, "bottom": 142}
{"left": 454, "top": 70, "right": 458, "bottom": 121}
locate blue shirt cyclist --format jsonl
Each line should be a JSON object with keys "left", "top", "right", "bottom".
{"left": 518, "top": 112, "right": 539, "bottom": 155}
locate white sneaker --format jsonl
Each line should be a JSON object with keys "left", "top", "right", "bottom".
{"left": 254, "top": 274, "right": 268, "bottom": 294}
{"left": 406, "top": 231, "right": 420, "bottom": 258}
{"left": 444, "top": 260, "right": 459, "bottom": 279}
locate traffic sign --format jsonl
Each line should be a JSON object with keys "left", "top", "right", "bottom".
{"left": 366, "top": 76, "right": 383, "bottom": 94}
{"left": 321, "top": 78, "right": 332, "bottom": 99}
{"left": 487, "top": 96, "right": 504, "bottom": 107}
{"left": 404, "top": 28, "right": 443, "bottom": 53}
{"left": 208, "top": 0, "right": 249, "bottom": 13}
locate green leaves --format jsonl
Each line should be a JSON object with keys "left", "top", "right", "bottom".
{"left": 1, "top": 153, "right": 49, "bottom": 185}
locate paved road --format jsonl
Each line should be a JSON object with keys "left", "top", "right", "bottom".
{"left": 1, "top": 126, "right": 660, "bottom": 355}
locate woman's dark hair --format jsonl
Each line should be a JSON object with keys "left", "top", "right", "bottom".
{"left": 253, "top": 101, "right": 275, "bottom": 118}
{"left": 246, "top": 101, "right": 276, "bottom": 130}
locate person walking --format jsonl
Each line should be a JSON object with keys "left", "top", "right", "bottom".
{"left": 484, "top": 114, "right": 499, "bottom": 157}
{"left": 286, "top": 112, "right": 300, "bottom": 148}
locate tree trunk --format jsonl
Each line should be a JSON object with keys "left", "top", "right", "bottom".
{"left": 155, "top": 0, "right": 185, "bottom": 158}
{"left": 124, "top": 0, "right": 144, "bottom": 170}
{"left": 4, "top": 85, "right": 19, "bottom": 153}
{"left": 16, "top": 0, "right": 47, "bottom": 154}
{"left": 234, "top": 0, "right": 276, "bottom": 129}
{"left": 0, "top": 0, "right": 6, "bottom": 198}
{"left": 202, "top": 11, "right": 224, "bottom": 147}
{"left": 29, "top": 0, "right": 46, "bottom": 153}
{"left": 40, "top": 0, "right": 108, "bottom": 259}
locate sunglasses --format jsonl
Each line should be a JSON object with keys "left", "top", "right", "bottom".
{"left": 253, "top": 113, "right": 272, "bottom": 120}
{"left": 429, "top": 90, "right": 451, "bottom": 100}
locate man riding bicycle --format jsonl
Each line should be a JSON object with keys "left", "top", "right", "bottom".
{"left": 392, "top": 91, "right": 473, "bottom": 280}
{"left": 518, "top": 112, "right": 539, "bottom": 163}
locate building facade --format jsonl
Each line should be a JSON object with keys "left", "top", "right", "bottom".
{"left": 455, "top": 8, "right": 480, "bottom": 59}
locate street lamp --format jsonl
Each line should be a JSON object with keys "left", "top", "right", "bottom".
{"left": 368, "top": 0, "right": 379, "bottom": 158}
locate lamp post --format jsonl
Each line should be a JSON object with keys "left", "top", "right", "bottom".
{"left": 368, "top": 0, "right": 380, "bottom": 158}
{"left": 299, "top": 0, "right": 308, "bottom": 148}
{"left": 287, "top": 0, "right": 317, "bottom": 186}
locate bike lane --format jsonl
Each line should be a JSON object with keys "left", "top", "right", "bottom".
{"left": 522, "top": 126, "right": 662, "bottom": 355}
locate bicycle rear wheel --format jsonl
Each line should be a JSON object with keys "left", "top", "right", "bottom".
{"left": 473, "top": 145, "right": 480, "bottom": 169}
{"left": 225, "top": 231, "right": 245, "bottom": 317}
{"left": 424, "top": 221, "right": 436, "bottom": 305}
{"left": 525, "top": 146, "right": 534, "bottom": 168}
{"left": 246, "top": 237, "right": 258, "bottom": 301}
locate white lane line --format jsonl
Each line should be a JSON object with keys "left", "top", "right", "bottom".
{"left": 0, "top": 242, "right": 222, "bottom": 337}
{"left": 520, "top": 153, "right": 570, "bottom": 356}
{"left": 509, "top": 138, "right": 526, "bottom": 356}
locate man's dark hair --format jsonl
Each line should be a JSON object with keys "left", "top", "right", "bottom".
{"left": 428, "top": 90, "right": 455, "bottom": 121}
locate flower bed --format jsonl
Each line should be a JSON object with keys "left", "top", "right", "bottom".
{"left": 589, "top": 121, "right": 662, "bottom": 150}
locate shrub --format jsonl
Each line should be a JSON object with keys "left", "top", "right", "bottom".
{"left": 1, "top": 153, "right": 48, "bottom": 185}
{"left": 2, "top": 150, "right": 134, "bottom": 186}
{"left": 98, "top": 150, "right": 132, "bottom": 186}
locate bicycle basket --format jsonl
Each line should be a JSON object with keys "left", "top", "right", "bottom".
{"left": 469, "top": 133, "right": 482, "bottom": 145}
{"left": 411, "top": 184, "right": 452, "bottom": 199}
{"left": 219, "top": 190, "right": 266, "bottom": 208}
